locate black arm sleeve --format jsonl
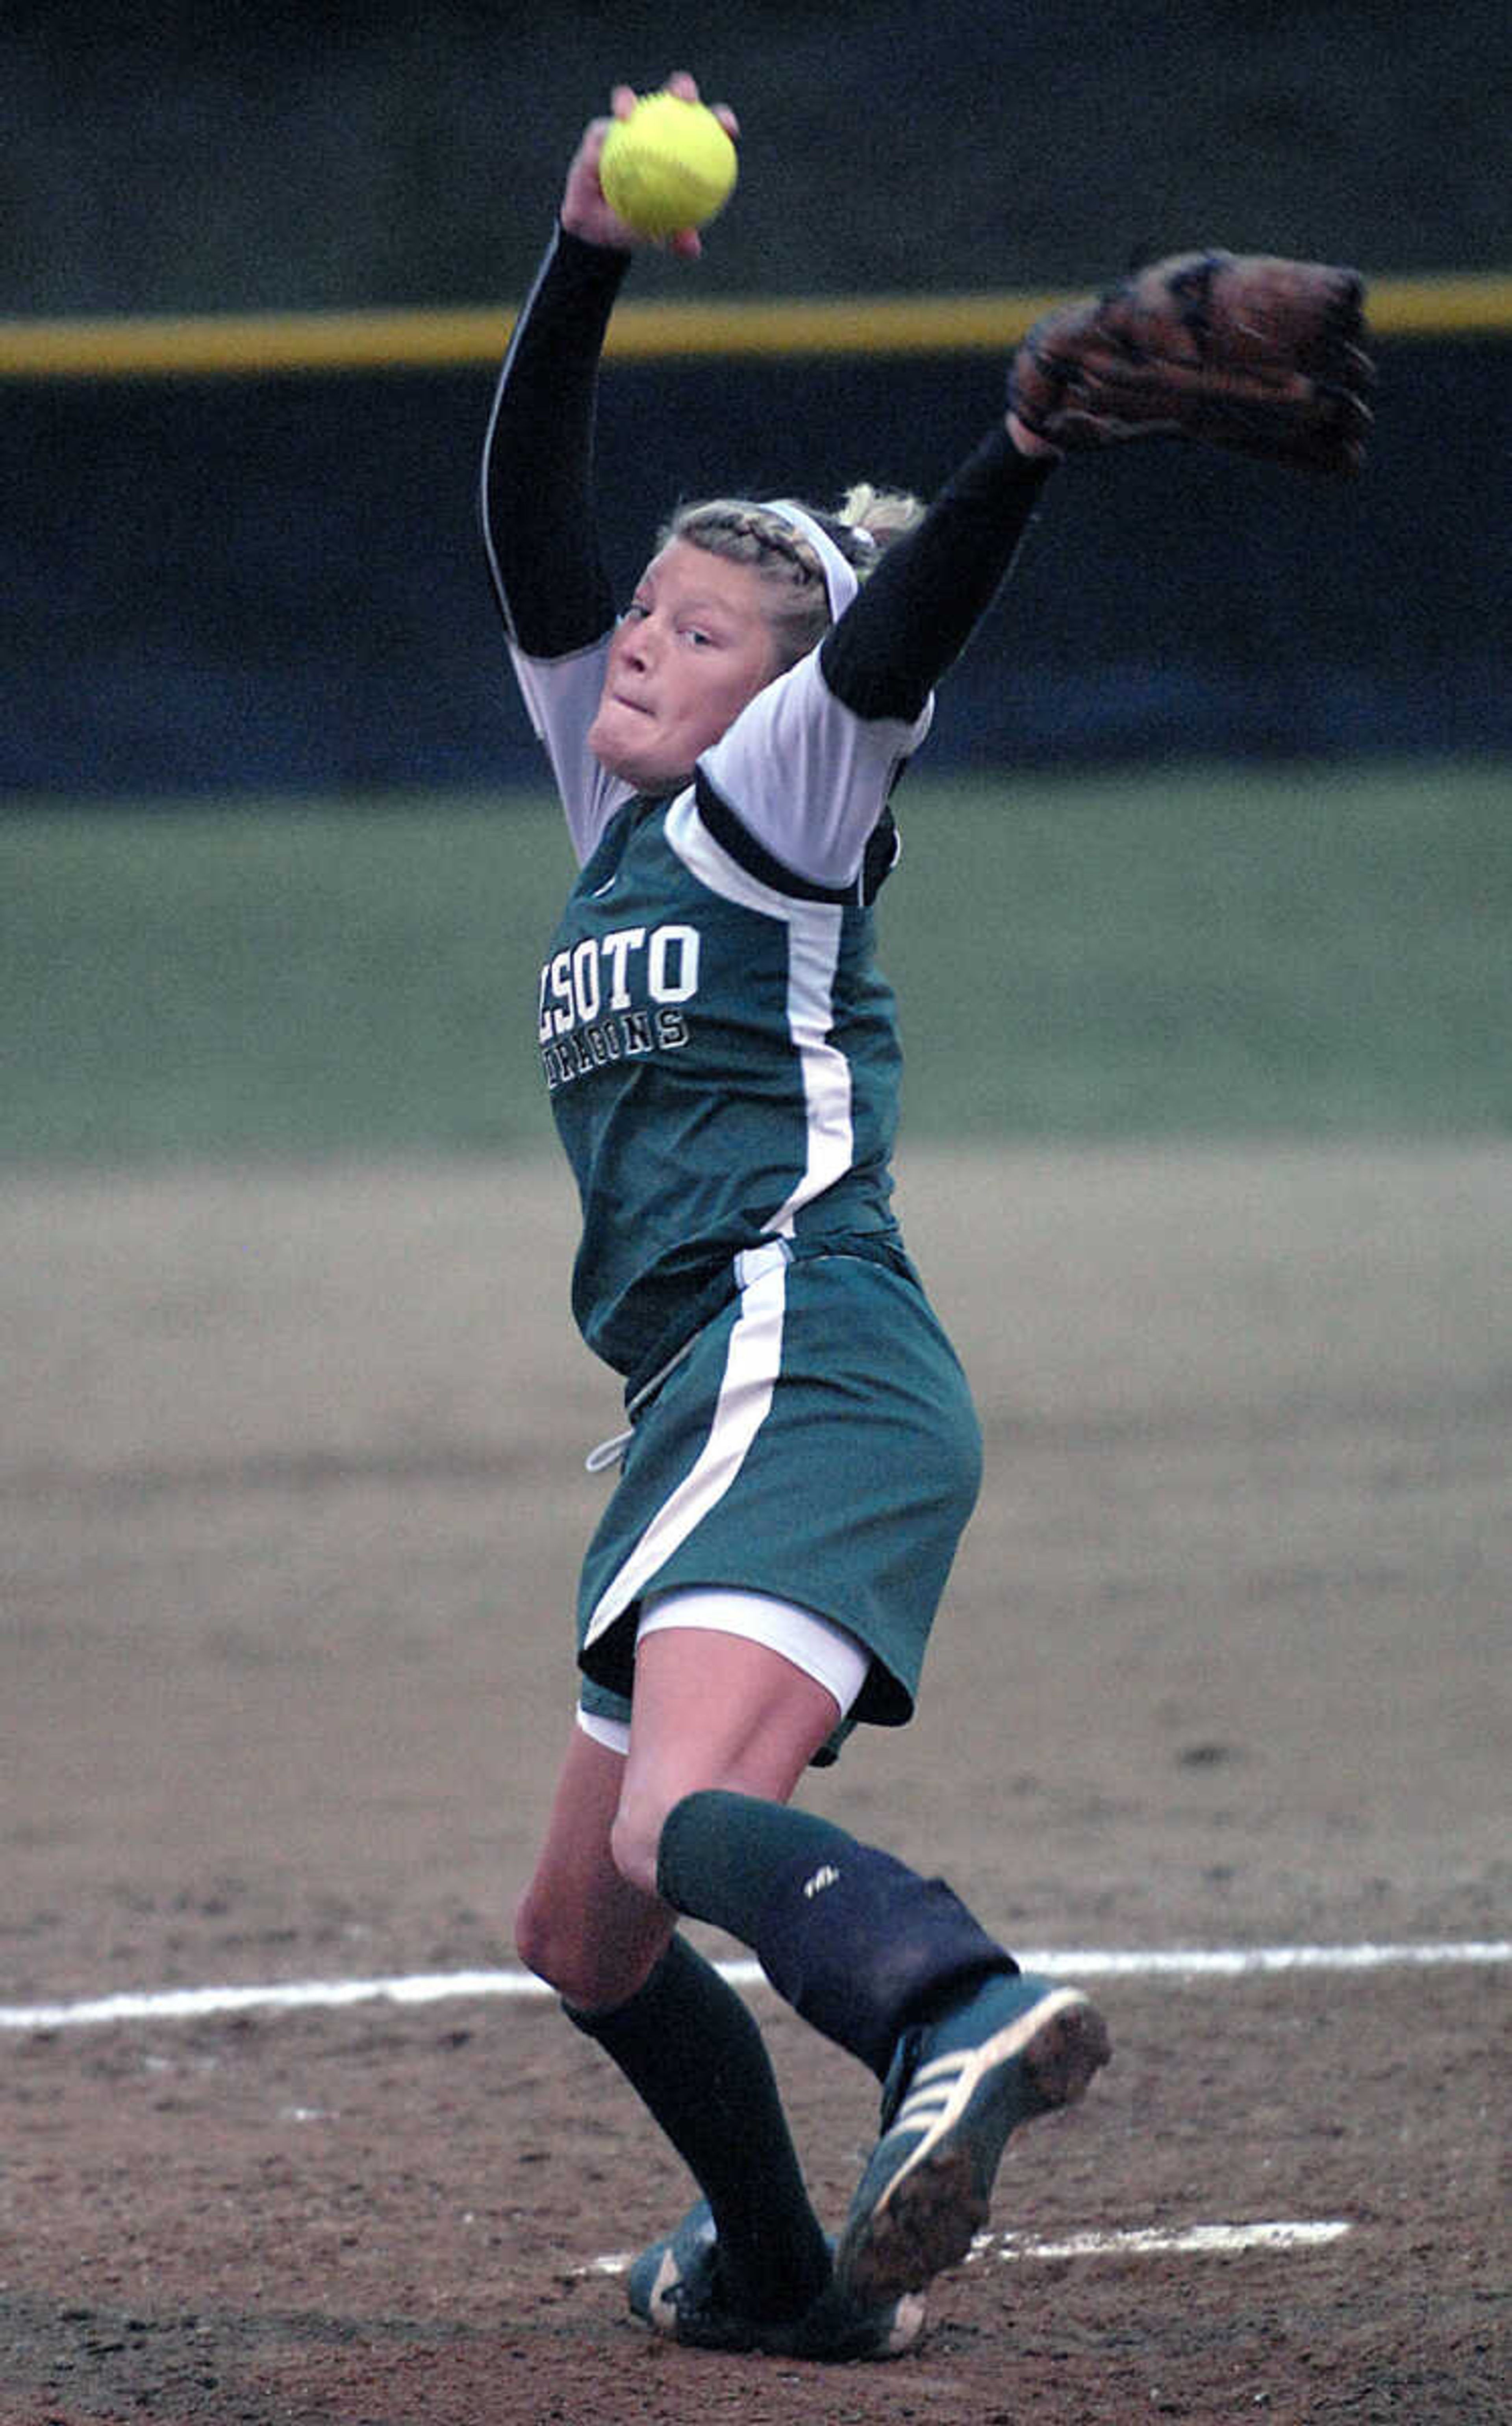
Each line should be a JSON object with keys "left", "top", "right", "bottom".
{"left": 819, "top": 427, "right": 1054, "bottom": 722}
{"left": 479, "top": 227, "right": 631, "bottom": 657}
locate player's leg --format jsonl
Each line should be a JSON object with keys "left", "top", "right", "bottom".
{"left": 604, "top": 1609, "right": 931, "bottom": 2354}
{"left": 513, "top": 1702, "right": 838, "bottom": 2339}
{"left": 624, "top": 1625, "right": 1111, "bottom": 2307}
{"left": 513, "top": 1717, "right": 672, "bottom": 2011}
{"left": 608, "top": 1604, "right": 850, "bottom": 1894}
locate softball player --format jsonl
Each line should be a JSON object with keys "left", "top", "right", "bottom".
{"left": 482, "top": 74, "right": 1110, "bottom": 2360}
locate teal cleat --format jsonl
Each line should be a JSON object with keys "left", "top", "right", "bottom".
{"left": 835, "top": 1972, "right": 1112, "bottom": 2305}
{"left": 628, "top": 2198, "right": 926, "bottom": 2360}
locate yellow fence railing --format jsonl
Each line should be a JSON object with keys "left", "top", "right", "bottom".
{"left": 0, "top": 270, "right": 1508, "bottom": 382}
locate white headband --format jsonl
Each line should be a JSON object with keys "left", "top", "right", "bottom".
{"left": 761, "top": 499, "right": 860, "bottom": 621}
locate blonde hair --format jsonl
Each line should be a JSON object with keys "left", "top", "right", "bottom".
{"left": 658, "top": 483, "right": 925, "bottom": 671}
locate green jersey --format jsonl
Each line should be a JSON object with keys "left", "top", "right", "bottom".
{"left": 523, "top": 635, "right": 930, "bottom": 1383}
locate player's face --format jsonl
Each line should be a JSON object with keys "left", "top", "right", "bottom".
{"left": 587, "top": 540, "right": 783, "bottom": 791}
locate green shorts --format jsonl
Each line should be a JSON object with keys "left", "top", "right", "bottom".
{"left": 576, "top": 1237, "right": 982, "bottom": 1758}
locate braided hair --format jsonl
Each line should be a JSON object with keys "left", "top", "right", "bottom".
{"left": 658, "top": 484, "right": 925, "bottom": 672}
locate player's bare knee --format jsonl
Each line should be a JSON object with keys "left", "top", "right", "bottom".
{"left": 518, "top": 1887, "right": 666, "bottom": 2011}
{"left": 511, "top": 1881, "right": 559, "bottom": 1984}
{"left": 515, "top": 1890, "right": 599, "bottom": 2007}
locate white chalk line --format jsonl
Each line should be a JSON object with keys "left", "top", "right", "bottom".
{"left": 581, "top": 2217, "right": 1354, "bottom": 2279}
{"left": 2, "top": 1939, "right": 1505, "bottom": 2034}
{"left": 977, "top": 2218, "right": 1353, "bottom": 2264}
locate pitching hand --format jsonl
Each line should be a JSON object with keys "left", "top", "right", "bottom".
{"left": 560, "top": 71, "right": 739, "bottom": 259}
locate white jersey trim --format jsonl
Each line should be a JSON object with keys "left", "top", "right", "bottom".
{"left": 698, "top": 647, "right": 932, "bottom": 890}
{"left": 583, "top": 1248, "right": 791, "bottom": 1650}
{"left": 665, "top": 792, "right": 854, "bottom": 1236}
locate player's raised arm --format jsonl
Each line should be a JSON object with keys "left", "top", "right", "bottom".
{"left": 480, "top": 74, "right": 741, "bottom": 660}
{"left": 823, "top": 253, "right": 1374, "bottom": 729}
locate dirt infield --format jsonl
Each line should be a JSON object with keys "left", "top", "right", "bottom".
{"left": 2, "top": 1145, "right": 1507, "bottom": 2423}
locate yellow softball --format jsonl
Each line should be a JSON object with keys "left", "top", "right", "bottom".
{"left": 599, "top": 92, "right": 738, "bottom": 240}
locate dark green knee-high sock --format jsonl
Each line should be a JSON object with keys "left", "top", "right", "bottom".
{"left": 565, "top": 1932, "right": 831, "bottom": 2322}
{"left": 657, "top": 1790, "right": 1012, "bottom": 2082}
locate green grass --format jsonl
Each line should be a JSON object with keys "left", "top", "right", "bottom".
{"left": 4, "top": 758, "right": 1508, "bottom": 1165}
{"left": 884, "top": 757, "right": 1512, "bottom": 1139}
